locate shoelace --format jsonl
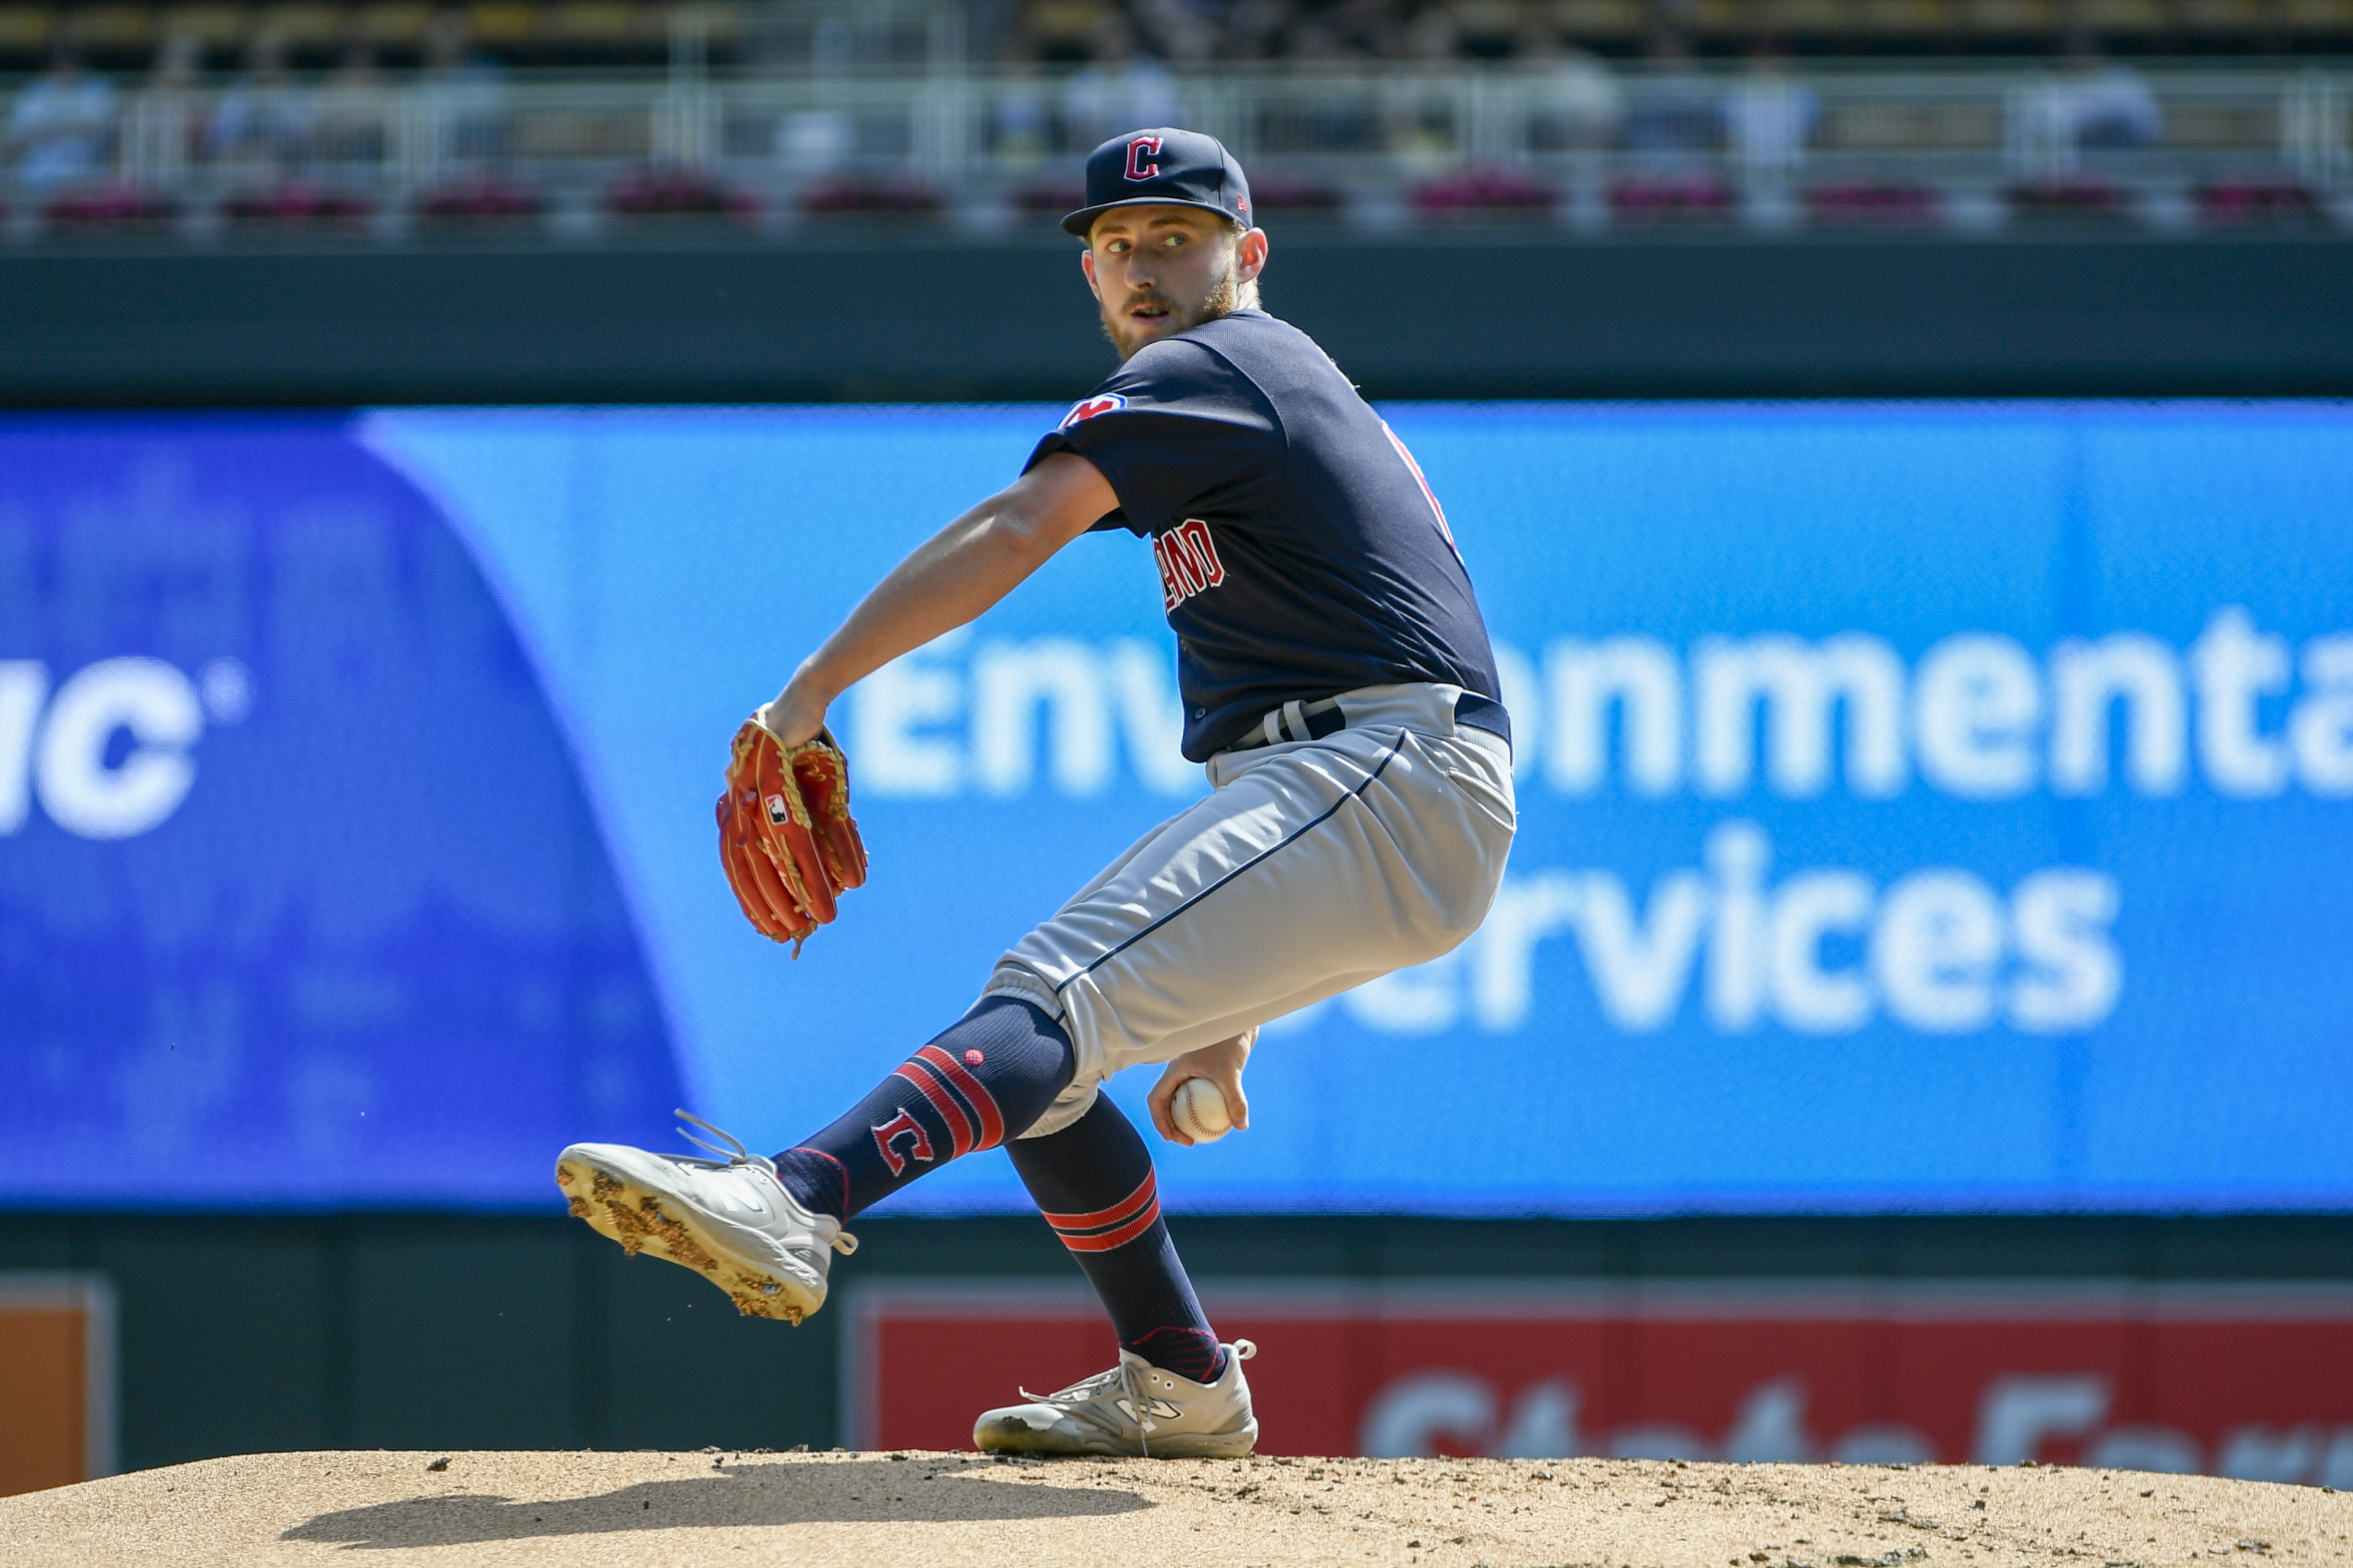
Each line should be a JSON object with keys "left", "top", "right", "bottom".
{"left": 1020, "top": 1365, "right": 1123, "bottom": 1406}
{"left": 675, "top": 1108, "right": 858, "bottom": 1256}
{"left": 1123, "top": 1359, "right": 1155, "bottom": 1459}
{"left": 1014, "top": 1364, "right": 1155, "bottom": 1456}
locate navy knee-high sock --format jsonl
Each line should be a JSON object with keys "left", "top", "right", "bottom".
{"left": 1006, "top": 1096, "right": 1225, "bottom": 1386}
{"left": 770, "top": 997, "right": 1075, "bottom": 1221}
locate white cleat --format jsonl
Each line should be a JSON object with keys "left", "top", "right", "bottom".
{"left": 554, "top": 1111, "right": 856, "bottom": 1325}
{"left": 973, "top": 1340, "right": 1258, "bottom": 1458}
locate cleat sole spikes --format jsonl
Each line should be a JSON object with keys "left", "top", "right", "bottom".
{"left": 553, "top": 1151, "right": 824, "bottom": 1326}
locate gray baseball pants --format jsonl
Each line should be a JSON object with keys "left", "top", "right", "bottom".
{"left": 982, "top": 681, "right": 1517, "bottom": 1139}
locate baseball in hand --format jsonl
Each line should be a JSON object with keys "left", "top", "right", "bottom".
{"left": 1170, "top": 1077, "right": 1233, "bottom": 1144}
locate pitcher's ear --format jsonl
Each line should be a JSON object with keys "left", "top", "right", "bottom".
{"left": 1237, "top": 226, "right": 1270, "bottom": 282}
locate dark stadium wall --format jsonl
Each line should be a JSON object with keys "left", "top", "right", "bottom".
{"left": 1, "top": 231, "right": 2351, "bottom": 403}
{"left": 5, "top": 1213, "right": 2351, "bottom": 1470}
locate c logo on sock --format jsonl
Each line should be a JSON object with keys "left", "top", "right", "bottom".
{"left": 871, "top": 1110, "right": 935, "bottom": 1177}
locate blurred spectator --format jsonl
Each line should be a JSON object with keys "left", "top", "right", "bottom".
{"left": 775, "top": 109, "right": 852, "bottom": 170}
{"left": 314, "top": 45, "right": 393, "bottom": 166}
{"left": 208, "top": 34, "right": 313, "bottom": 168}
{"left": 127, "top": 32, "right": 205, "bottom": 184}
{"left": 1724, "top": 42, "right": 1817, "bottom": 178}
{"left": 1219, "top": 0, "right": 1295, "bottom": 59}
{"left": 145, "top": 32, "right": 203, "bottom": 101}
{"left": 1517, "top": 24, "right": 1624, "bottom": 153}
{"left": 1390, "top": 5, "right": 1465, "bottom": 168}
{"left": 1133, "top": 0, "right": 1224, "bottom": 62}
{"left": 420, "top": 10, "right": 508, "bottom": 163}
{"left": 1451, "top": 0, "right": 1523, "bottom": 58}
{"left": 1286, "top": 15, "right": 1357, "bottom": 61}
{"left": 990, "top": 46, "right": 1054, "bottom": 165}
{"left": 1623, "top": 33, "right": 1720, "bottom": 153}
{"left": 1064, "top": 18, "right": 1178, "bottom": 144}
{"left": 2062, "top": 37, "right": 2161, "bottom": 148}
{"left": 1321, "top": 0, "right": 1412, "bottom": 58}
{"left": 9, "top": 49, "right": 118, "bottom": 190}
{"left": 1402, "top": 5, "right": 1462, "bottom": 61}
{"left": 2021, "top": 35, "right": 2161, "bottom": 165}
{"left": 1020, "top": 0, "right": 1114, "bottom": 63}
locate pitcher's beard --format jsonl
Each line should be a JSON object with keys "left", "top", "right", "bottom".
{"left": 1100, "top": 261, "right": 1242, "bottom": 359}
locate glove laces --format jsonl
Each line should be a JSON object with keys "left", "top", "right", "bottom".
{"left": 674, "top": 1108, "right": 858, "bottom": 1256}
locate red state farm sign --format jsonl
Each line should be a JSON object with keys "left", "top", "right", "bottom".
{"left": 849, "top": 1281, "right": 2353, "bottom": 1485}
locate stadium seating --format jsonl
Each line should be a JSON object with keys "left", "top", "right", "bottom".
{"left": 0, "top": 0, "right": 2343, "bottom": 242}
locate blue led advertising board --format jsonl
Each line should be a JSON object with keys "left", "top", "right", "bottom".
{"left": 2, "top": 404, "right": 2349, "bottom": 1213}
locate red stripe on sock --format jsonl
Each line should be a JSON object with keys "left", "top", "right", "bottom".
{"left": 1056, "top": 1195, "right": 1162, "bottom": 1253}
{"left": 893, "top": 1061, "right": 975, "bottom": 1160}
{"left": 1039, "top": 1168, "right": 1158, "bottom": 1234}
{"left": 914, "top": 1044, "right": 1006, "bottom": 1149}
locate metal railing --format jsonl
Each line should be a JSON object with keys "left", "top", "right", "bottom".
{"left": 5, "top": 61, "right": 2348, "bottom": 237}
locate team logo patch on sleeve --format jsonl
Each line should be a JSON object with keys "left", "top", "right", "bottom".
{"left": 1060, "top": 393, "right": 1128, "bottom": 428}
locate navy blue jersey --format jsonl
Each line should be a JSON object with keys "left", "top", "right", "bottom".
{"left": 1026, "top": 309, "right": 1506, "bottom": 763}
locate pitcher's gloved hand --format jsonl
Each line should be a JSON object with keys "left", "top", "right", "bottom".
{"left": 717, "top": 718, "right": 868, "bottom": 955}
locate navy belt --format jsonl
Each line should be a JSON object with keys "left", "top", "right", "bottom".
{"left": 1222, "top": 691, "right": 1512, "bottom": 754}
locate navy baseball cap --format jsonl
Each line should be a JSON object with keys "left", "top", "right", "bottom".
{"left": 1062, "top": 127, "right": 1254, "bottom": 239}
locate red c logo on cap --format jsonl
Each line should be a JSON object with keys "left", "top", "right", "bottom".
{"left": 1123, "top": 135, "right": 1164, "bottom": 182}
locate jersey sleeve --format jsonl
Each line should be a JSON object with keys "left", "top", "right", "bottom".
{"left": 1024, "top": 339, "right": 1285, "bottom": 537}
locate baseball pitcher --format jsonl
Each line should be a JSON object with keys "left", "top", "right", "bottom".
{"left": 559, "top": 128, "right": 1516, "bottom": 1458}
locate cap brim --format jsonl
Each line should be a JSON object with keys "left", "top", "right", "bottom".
{"left": 1061, "top": 195, "right": 1247, "bottom": 237}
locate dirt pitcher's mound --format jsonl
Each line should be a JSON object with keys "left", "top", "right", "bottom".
{"left": 2, "top": 1450, "right": 2345, "bottom": 1568}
